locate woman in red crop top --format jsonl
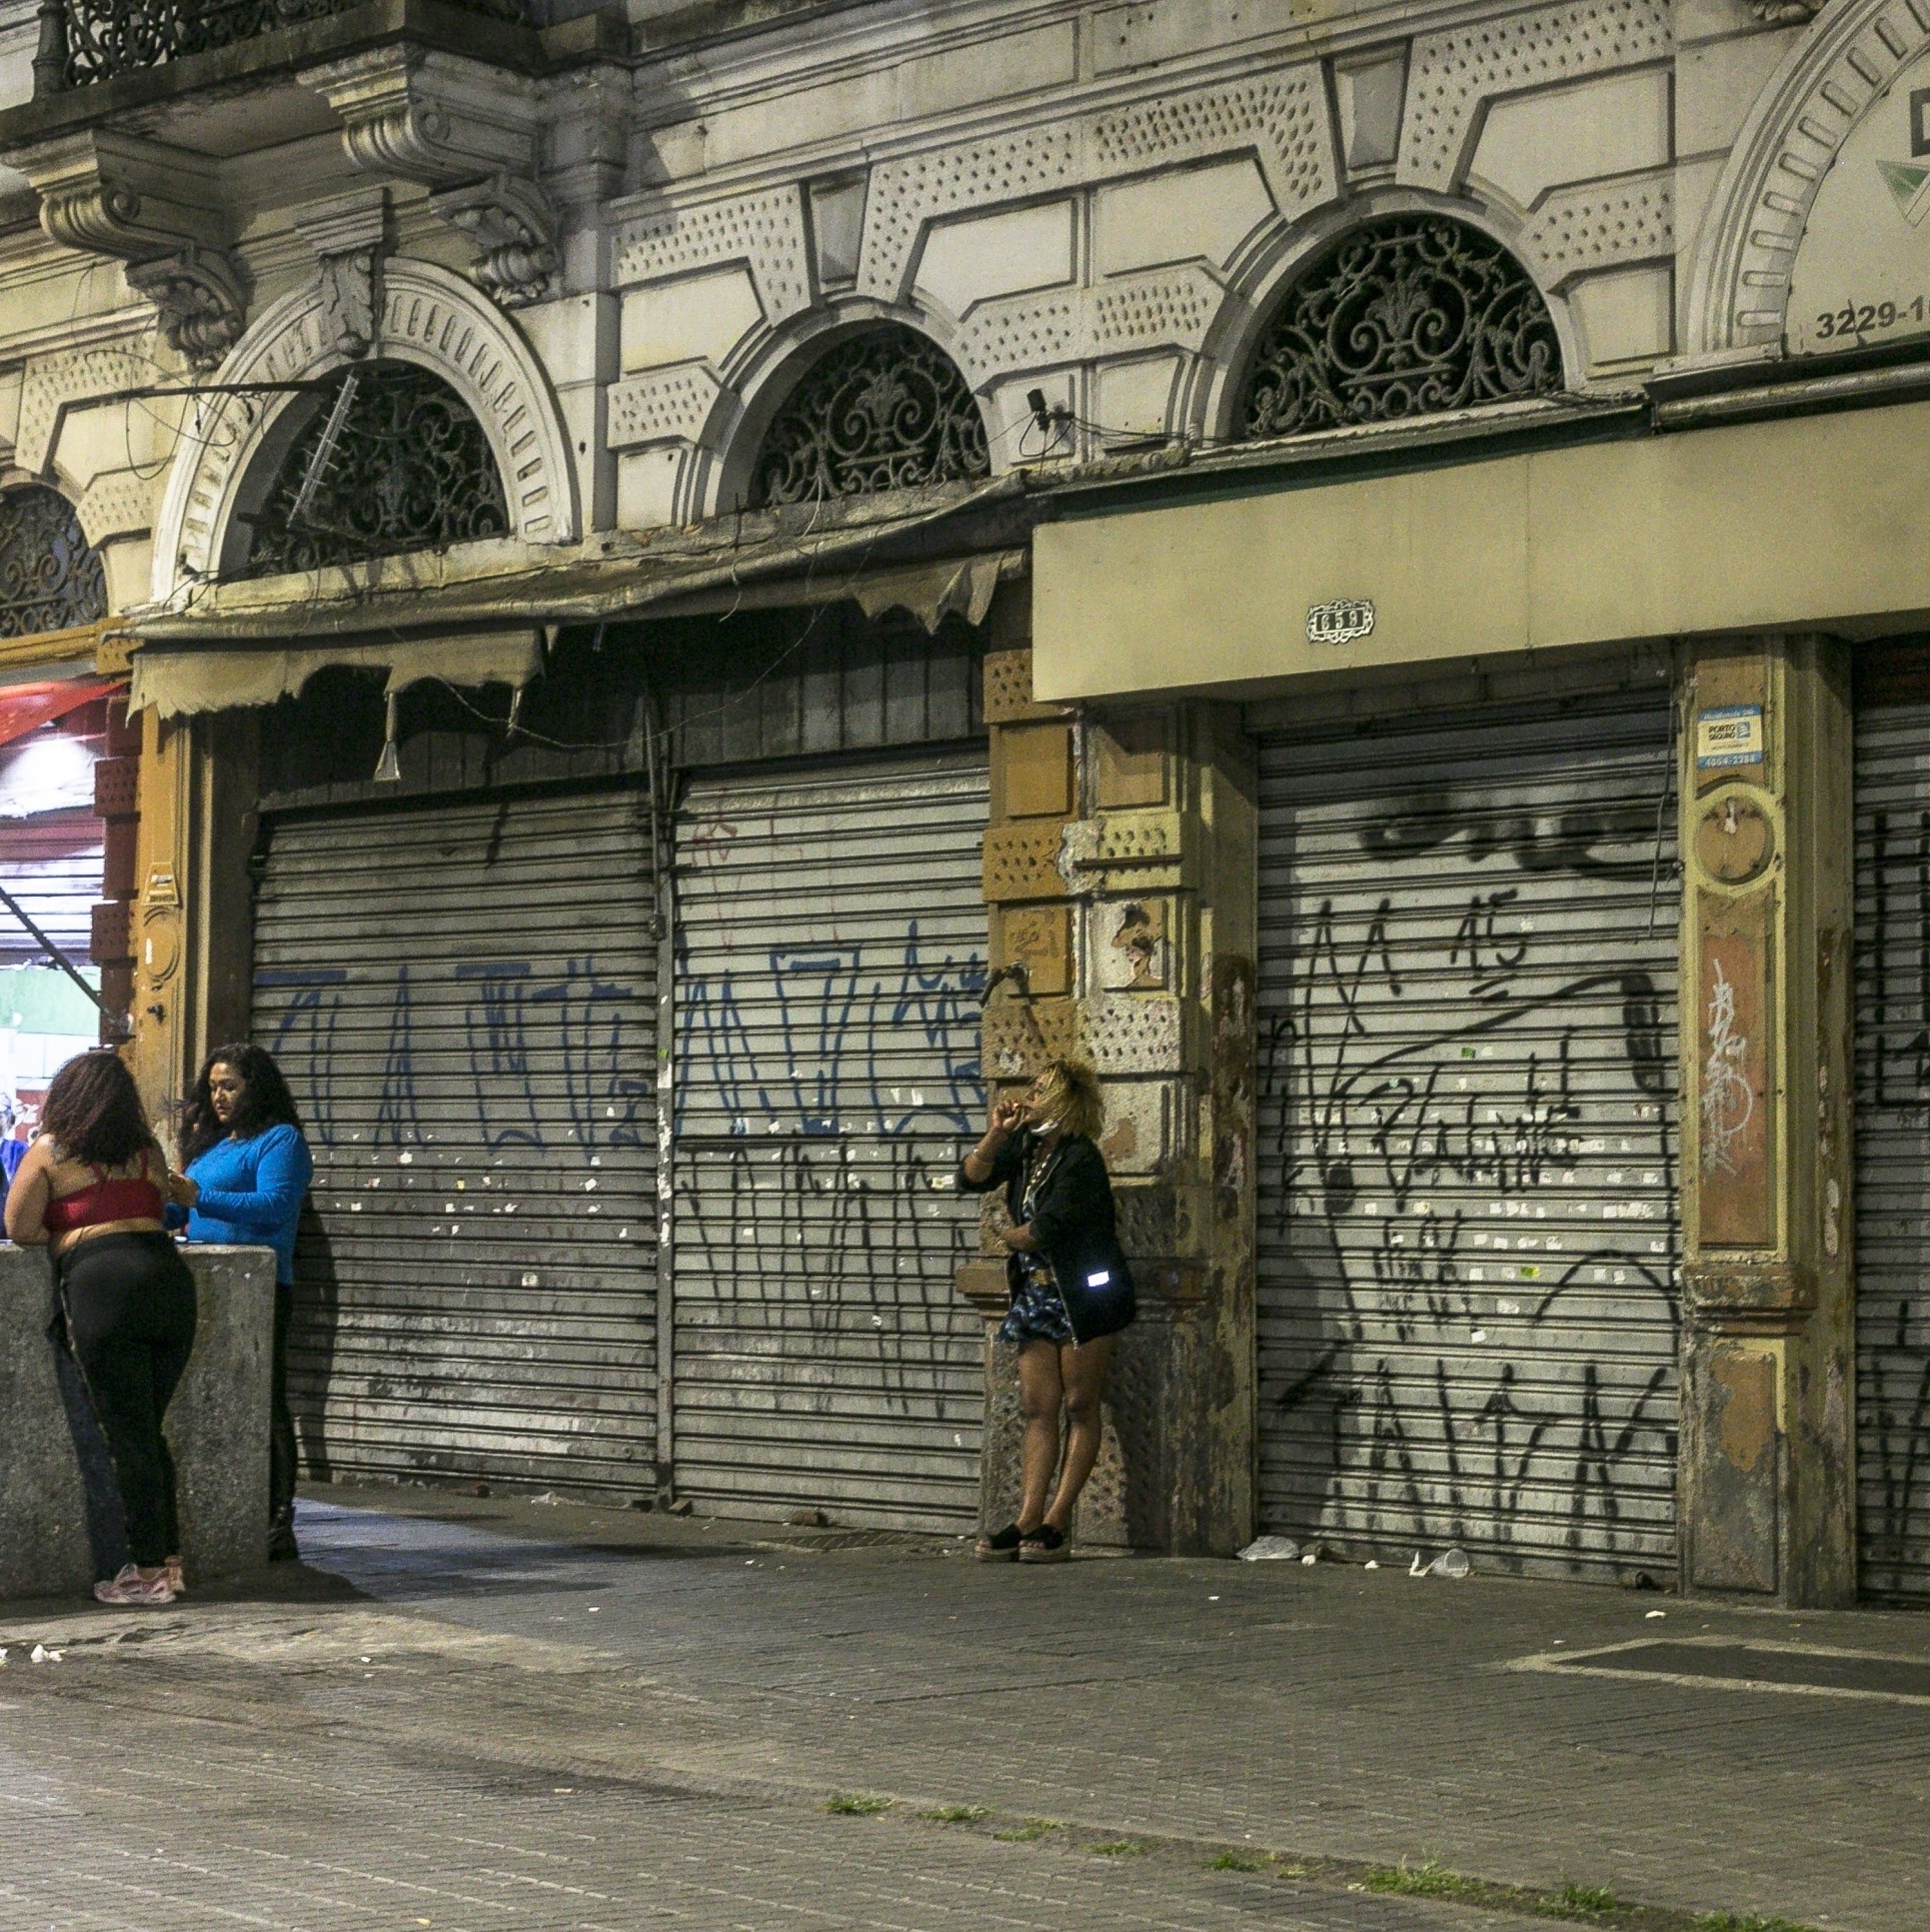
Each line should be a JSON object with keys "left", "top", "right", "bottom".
{"left": 6, "top": 1050, "right": 196, "bottom": 1606}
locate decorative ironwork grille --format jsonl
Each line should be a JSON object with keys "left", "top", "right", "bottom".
{"left": 52, "top": 0, "right": 532, "bottom": 89}
{"left": 238, "top": 363, "right": 510, "bottom": 579}
{"left": 751, "top": 326, "right": 989, "bottom": 508}
{"left": 0, "top": 487, "right": 108, "bottom": 640}
{"left": 1237, "top": 216, "right": 1562, "bottom": 440}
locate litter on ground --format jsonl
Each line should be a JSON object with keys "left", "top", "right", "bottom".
{"left": 1236, "top": 1535, "right": 1299, "bottom": 1562}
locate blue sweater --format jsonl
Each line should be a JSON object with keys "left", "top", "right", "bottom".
{"left": 183, "top": 1123, "right": 313, "bottom": 1286}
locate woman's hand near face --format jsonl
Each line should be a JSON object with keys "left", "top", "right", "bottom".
{"left": 964, "top": 1092, "right": 1026, "bottom": 1183}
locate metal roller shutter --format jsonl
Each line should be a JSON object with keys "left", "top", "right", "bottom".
{"left": 1853, "top": 699, "right": 1930, "bottom": 1599}
{"left": 1255, "top": 690, "right": 1681, "bottom": 1578}
{"left": 0, "top": 809, "right": 103, "bottom": 966}
{"left": 671, "top": 752, "right": 989, "bottom": 1530}
{"left": 253, "top": 787, "right": 659, "bottom": 1495}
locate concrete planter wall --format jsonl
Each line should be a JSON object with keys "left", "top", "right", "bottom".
{"left": 0, "top": 1244, "right": 275, "bottom": 1601}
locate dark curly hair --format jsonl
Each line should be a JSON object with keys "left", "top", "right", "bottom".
{"left": 41, "top": 1050, "right": 158, "bottom": 1169}
{"left": 178, "top": 1041, "right": 303, "bottom": 1166}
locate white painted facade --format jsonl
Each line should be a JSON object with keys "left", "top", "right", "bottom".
{"left": 0, "top": 0, "right": 1871, "bottom": 614}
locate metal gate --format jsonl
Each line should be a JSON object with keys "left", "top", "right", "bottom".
{"left": 671, "top": 752, "right": 988, "bottom": 1530}
{"left": 1255, "top": 690, "right": 1681, "bottom": 1577}
{"left": 253, "top": 787, "right": 660, "bottom": 1494}
{"left": 0, "top": 809, "right": 102, "bottom": 969}
{"left": 1853, "top": 697, "right": 1930, "bottom": 1599}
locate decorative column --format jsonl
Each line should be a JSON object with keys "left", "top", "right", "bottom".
{"left": 89, "top": 695, "right": 141, "bottom": 1043}
{"left": 1679, "top": 636, "right": 1855, "bottom": 1605}
{"left": 961, "top": 585, "right": 1256, "bottom": 1554}
{"left": 126, "top": 709, "right": 259, "bottom": 1132}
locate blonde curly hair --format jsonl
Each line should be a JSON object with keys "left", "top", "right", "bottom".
{"left": 1032, "top": 1056, "right": 1104, "bottom": 1141}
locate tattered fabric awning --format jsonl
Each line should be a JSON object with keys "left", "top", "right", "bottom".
{"left": 130, "top": 629, "right": 545, "bottom": 722}
{"left": 127, "top": 481, "right": 1029, "bottom": 719}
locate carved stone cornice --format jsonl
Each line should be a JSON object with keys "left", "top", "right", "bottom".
{"left": 294, "top": 187, "right": 389, "bottom": 358}
{"left": 14, "top": 129, "right": 246, "bottom": 369}
{"left": 29, "top": 128, "right": 223, "bottom": 256}
{"left": 430, "top": 175, "right": 556, "bottom": 307}
{"left": 310, "top": 49, "right": 535, "bottom": 183}
{"left": 124, "top": 248, "right": 251, "bottom": 370}
{"left": 299, "top": 45, "right": 557, "bottom": 308}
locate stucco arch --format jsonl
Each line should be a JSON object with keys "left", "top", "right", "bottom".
{"left": 678, "top": 301, "right": 991, "bottom": 523}
{"left": 1192, "top": 190, "right": 1580, "bottom": 445}
{"left": 1685, "top": 0, "right": 1930, "bottom": 356}
{"left": 150, "top": 260, "right": 578, "bottom": 602}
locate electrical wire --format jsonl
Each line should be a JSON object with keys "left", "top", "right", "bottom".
{"left": 1012, "top": 399, "right": 1174, "bottom": 464}
{"left": 390, "top": 514, "right": 903, "bottom": 760}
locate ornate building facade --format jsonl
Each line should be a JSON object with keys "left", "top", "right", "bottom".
{"left": 0, "top": 0, "right": 1920, "bottom": 1604}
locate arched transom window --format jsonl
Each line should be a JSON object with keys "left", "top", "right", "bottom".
{"left": 751, "top": 326, "right": 989, "bottom": 508}
{"left": 237, "top": 362, "right": 510, "bottom": 579}
{"left": 1238, "top": 215, "right": 1562, "bottom": 440}
{"left": 0, "top": 486, "right": 108, "bottom": 638}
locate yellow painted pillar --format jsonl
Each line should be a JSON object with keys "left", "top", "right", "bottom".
{"left": 126, "top": 708, "right": 259, "bottom": 1138}
{"left": 1679, "top": 636, "right": 1855, "bottom": 1605}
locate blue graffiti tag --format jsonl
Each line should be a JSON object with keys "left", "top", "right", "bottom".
{"left": 458, "top": 962, "right": 543, "bottom": 1150}
{"left": 256, "top": 967, "right": 348, "bottom": 1146}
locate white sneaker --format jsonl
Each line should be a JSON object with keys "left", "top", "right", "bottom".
{"left": 93, "top": 1564, "right": 175, "bottom": 1606}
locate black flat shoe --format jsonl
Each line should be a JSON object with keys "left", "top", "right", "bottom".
{"left": 973, "top": 1521, "right": 1024, "bottom": 1562}
{"left": 1017, "top": 1524, "right": 1068, "bottom": 1563}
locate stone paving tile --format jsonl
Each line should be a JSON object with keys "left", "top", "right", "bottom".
{"left": 3, "top": 1486, "right": 1926, "bottom": 1931}
{"left": 292, "top": 1492, "right": 1928, "bottom": 1930}
{"left": 0, "top": 1643, "right": 1544, "bottom": 1932}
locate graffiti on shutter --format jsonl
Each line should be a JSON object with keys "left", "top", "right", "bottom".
{"left": 672, "top": 754, "right": 989, "bottom": 1530}
{"left": 1256, "top": 691, "right": 1681, "bottom": 1576}
{"left": 1854, "top": 701, "right": 1930, "bottom": 1598}
{"left": 254, "top": 789, "right": 658, "bottom": 1494}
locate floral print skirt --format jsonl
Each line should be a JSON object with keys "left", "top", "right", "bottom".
{"left": 997, "top": 1255, "right": 1074, "bottom": 1346}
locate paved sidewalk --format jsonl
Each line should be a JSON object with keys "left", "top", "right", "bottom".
{"left": 0, "top": 1484, "right": 1924, "bottom": 1932}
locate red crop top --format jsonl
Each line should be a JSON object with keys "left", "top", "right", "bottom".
{"left": 42, "top": 1158, "right": 168, "bottom": 1233}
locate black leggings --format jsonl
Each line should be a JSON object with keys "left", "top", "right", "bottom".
{"left": 61, "top": 1234, "right": 198, "bottom": 1568}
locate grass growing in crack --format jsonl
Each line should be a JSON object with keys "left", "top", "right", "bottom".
{"left": 1554, "top": 1885, "right": 1622, "bottom": 1915}
{"left": 1360, "top": 1865, "right": 1817, "bottom": 1932}
{"left": 1363, "top": 1864, "right": 1489, "bottom": 1903}
{"left": 1092, "top": 1840, "right": 1154, "bottom": 1858}
{"left": 826, "top": 1792, "right": 893, "bottom": 1816}
{"left": 1207, "top": 1850, "right": 1269, "bottom": 1873}
{"left": 922, "top": 1804, "right": 989, "bottom": 1824}
{"left": 991, "top": 1819, "right": 1063, "bottom": 1843}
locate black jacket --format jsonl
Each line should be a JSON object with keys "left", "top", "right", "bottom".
{"left": 958, "top": 1130, "right": 1135, "bottom": 1343}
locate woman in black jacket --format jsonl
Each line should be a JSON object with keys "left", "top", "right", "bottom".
{"left": 960, "top": 1057, "right": 1133, "bottom": 1562}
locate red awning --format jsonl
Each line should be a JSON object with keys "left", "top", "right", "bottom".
{"left": 0, "top": 680, "right": 120, "bottom": 753}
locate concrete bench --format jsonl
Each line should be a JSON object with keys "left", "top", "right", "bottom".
{"left": 0, "top": 1244, "right": 276, "bottom": 1601}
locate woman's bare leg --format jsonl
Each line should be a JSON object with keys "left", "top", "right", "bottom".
{"left": 1044, "top": 1335, "right": 1114, "bottom": 1532}
{"left": 1015, "top": 1339, "right": 1064, "bottom": 1531}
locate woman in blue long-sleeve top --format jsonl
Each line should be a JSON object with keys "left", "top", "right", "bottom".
{"left": 173, "top": 1042, "right": 313, "bottom": 1561}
